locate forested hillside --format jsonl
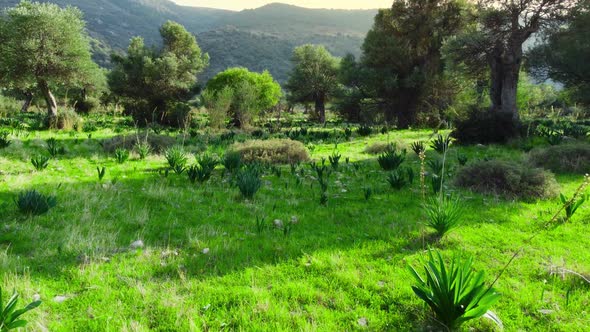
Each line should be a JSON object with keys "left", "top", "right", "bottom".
{"left": 0, "top": 0, "right": 376, "bottom": 82}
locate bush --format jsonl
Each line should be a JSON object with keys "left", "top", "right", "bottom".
{"left": 452, "top": 109, "right": 520, "bottom": 144}
{"left": 230, "top": 139, "right": 309, "bottom": 164}
{"left": 454, "top": 160, "right": 558, "bottom": 200}
{"left": 528, "top": 144, "right": 590, "bottom": 174}
{"left": 222, "top": 151, "right": 242, "bottom": 173}
{"left": 75, "top": 96, "right": 100, "bottom": 113}
{"left": 15, "top": 190, "right": 57, "bottom": 215}
{"left": 364, "top": 142, "right": 395, "bottom": 155}
{"left": 102, "top": 133, "right": 176, "bottom": 154}
{"left": 51, "top": 108, "right": 83, "bottom": 131}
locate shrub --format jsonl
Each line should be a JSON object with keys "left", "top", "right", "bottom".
{"left": 454, "top": 160, "right": 558, "bottom": 200}
{"left": 230, "top": 139, "right": 309, "bottom": 164}
{"left": 364, "top": 142, "right": 395, "bottom": 155}
{"left": 222, "top": 151, "right": 242, "bottom": 173}
{"left": 102, "top": 133, "right": 176, "bottom": 154}
{"left": 31, "top": 155, "right": 49, "bottom": 171}
{"left": 0, "top": 286, "right": 42, "bottom": 330}
{"left": 236, "top": 166, "right": 262, "bottom": 199}
{"left": 452, "top": 109, "right": 520, "bottom": 144}
{"left": 187, "top": 154, "right": 219, "bottom": 183}
{"left": 357, "top": 125, "right": 373, "bottom": 136}
{"left": 15, "top": 190, "right": 57, "bottom": 215}
{"left": 75, "top": 96, "right": 100, "bottom": 113}
{"left": 408, "top": 251, "right": 501, "bottom": 331}
{"left": 378, "top": 147, "right": 406, "bottom": 171}
{"left": 423, "top": 195, "right": 463, "bottom": 238}
{"left": 528, "top": 144, "right": 590, "bottom": 174}
{"left": 50, "top": 108, "right": 83, "bottom": 131}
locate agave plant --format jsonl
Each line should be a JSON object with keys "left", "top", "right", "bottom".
{"left": 236, "top": 166, "right": 262, "bottom": 199}
{"left": 0, "top": 131, "right": 11, "bottom": 149}
{"left": 0, "top": 287, "right": 41, "bottom": 331}
{"left": 14, "top": 190, "right": 57, "bottom": 216}
{"left": 222, "top": 151, "right": 242, "bottom": 174}
{"left": 411, "top": 141, "right": 426, "bottom": 156}
{"left": 134, "top": 141, "right": 151, "bottom": 160}
{"left": 378, "top": 148, "right": 406, "bottom": 171}
{"left": 165, "top": 146, "right": 188, "bottom": 174}
{"left": 46, "top": 138, "right": 64, "bottom": 157}
{"left": 114, "top": 148, "right": 129, "bottom": 164}
{"left": 430, "top": 134, "right": 452, "bottom": 154}
{"left": 387, "top": 170, "right": 407, "bottom": 190}
{"left": 30, "top": 155, "right": 49, "bottom": 171}
{"left": 96, "top": 166, "right": 106, "bottom": 181}
{"left": 408, "top": 251, "right": 502, "bottom": 331}
{"left": 560, "top": 192, "right": 588, "bottom": 221}
{"left": 328, "top": 151, "right": 341, "bottom": 170}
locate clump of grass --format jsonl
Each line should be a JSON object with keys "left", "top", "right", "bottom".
{"left": 377, "top": 147, "right": 406, "bottom": 171}
{"left": 134, "top": 141, "right": 151, "bottom": 160}
{"left": 236, "top": 165, "right": 262, "bottom": 199}
{"left": 328, "top": 151, "right": 341, "bottom": 170}
{"left": 46, "top": 138, "right": 65, "bottom": 157}
{"left": 15, "top": 190, "right": 57, "bottom": 215}
{"left": 222, "top": 151, "right": 242, "bottom": 173}
{"left": 97, "top": 166, "right": 106, "bottom": 181}
{"left": 454, "top": 160, "right": 558, "bottom": 200}
{"left": 114, "top": 148, "right": 129, "bottom": 164}
{"left": 408, "top": 251, "right": 502, "bottom": 331}
{"left": 528, "top": 144, "right": 590, "bottom": 174}
{"left": 430, "top": 134, "right": 452, "bottom": 154}
{"left": 387, "top": 170, "right": 407, "bottom": 190}
{"left": 357, "top": 125, "right": 373, "bottom": 137}
{"left": 423, "top": 195, "right": 463, "bottom": 238}
{"left": 31, "top": 155, "right": 49, "bottom": 171}
{"left": 364, "top": 142, "right": 395, "bottom": 155}
{"left": 165, "top": 146, "right": 188, "bottom": 174}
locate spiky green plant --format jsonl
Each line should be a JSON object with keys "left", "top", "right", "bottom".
{"left": 134, "top": 141, "right": 151, "bottom": 160}
{"left": 457, "top": 154, "right": 468, "bottom": 166}
{"left": 560, "top": 192, "right": 587, "bottom": 221}
{"left": 430, "top": 134, "right": 452, "bottom": 154}
{"left": 197, "top": 154, "right": 219, "bottom": 174}
{"left": 114, "top": 148, "right": 129, "bottom": 164}
{"left": 222, "top": 151, "right": 242, "bottom": 174}
{"left": 328, "top": 151, "right": 341, "bottom": 170}
{"left": 377, "top": 148, "right": 406, "bottom": 171}
{"left": 387, "top": 170, "right": 407, "bottom": 190}
{"left": 0, "top": 131, "right": 11, "bottom": 149}
{"left": 0, "top": 286, "right": 41, "bottom": 331}
{"left": 423, "top": 195, "right": 463, "bottom": 237}
{"left": 14, "top": 190, "right": 57, "bottom": 215}
{"left": 97, "top": 166, "right": 106, "bottom": 181}
{"left": 236, "top": 166, "right": 262, "bottom": 199}
{"left": 30, "top": 155, "right": 49, "bottom": 171}
{"left": 408, "top": 251, "right": 502, "bottom": 331}
{"left": 165, "top": 146, "right": 188, "bottom": 174}
{"left": 46, "top": 138, "right": 64, "bottom": 157}
{"left": 411, "top": 141, "right": 426, "bottom": 156}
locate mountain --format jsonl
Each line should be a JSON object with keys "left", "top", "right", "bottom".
{"left": 0, "top": 0, "right": 378, "bottom": 83}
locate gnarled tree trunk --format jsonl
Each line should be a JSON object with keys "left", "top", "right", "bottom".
{"left": 21, "top": 91, "right": 33, "bottom": 113}
{"left": 315, "top": 95, "right": 326, "bottom": 124}
{"left": 38, "top": 79, "right": 58, "bottom": 120}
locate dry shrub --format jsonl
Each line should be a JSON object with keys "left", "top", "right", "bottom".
{"left": 364, "top": 141, "right": 406, "bottom": 155}
{"left": 528, "top": 143, "right": 590, "bottom": 174}
{"left": 454, "top": 160, "right": 558, "bottom": 200}
{"left": 230, "top": 139, "right": 309, "bottom": 164}
{"left": 51, "top": 108, "right": 83, "bottom": 131}
{"left": 102, "top": 133, "right": 176, "bottom": 153}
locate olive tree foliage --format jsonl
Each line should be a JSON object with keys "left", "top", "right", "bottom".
{"left": 0, "top": 1, "right": 101, "bottom": 122}
{"left": 359, "top": 0, "right": 468, "bottom": 128}
{"left": 108, "top": 21, "right": 209, "bottom": 126}
{"left": 204, "top": 67, "right": 282, "bottom": 128}
{"left": 286, "top": 45, "right": 339, "bottom": 124}
{"left": 445, "top": 0, "right": 579, "bottom": 123}
{"left": 527, "top": 0, "right": 590, "bottom": 105}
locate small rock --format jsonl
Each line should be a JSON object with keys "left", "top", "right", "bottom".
{"left": 273, "top": 219, "right": 284, "bottom": 228}
{"left": 53, "top": 295, "right": 68, "bottom": 303}
{"left": 357, "top": 317, "right": 368, "bottom": 327}
{"left": 130, "top": 240, "right": 144, "bottom": 249}
{"left": 538, "top": 309, "right": 555, "bottom": 315}
{"left": 33, "top": 294, "right": 41, "bottom": 302}
{"left": 290, "top": 216, "right": 299, "bottom": 224}
{"left": 202, "top": 248, "right": 210, "bottom": 254}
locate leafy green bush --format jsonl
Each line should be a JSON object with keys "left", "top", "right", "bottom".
{"left": 378, "top": 147, "right": 406, "bottom": 171}
{"left": 14, "top": 190, "right": 57, "bottom": 215}
{"left": 408, "top": 251, "right": 501, "bottom": 331}
{"left": 452, "top": 109, "right": 520, "bottom": 144}
{"left": 528, "top": 144, "right": 590, "bottom": 174}
{"left": 230, "top": 139, "right": 309, "bottom": 164}
{"left": 0, "top": 286, "right": 42, "bottom": 330}
{"left": 423, "top": 195, "right": 463, "bottom": 238}
{"left": 31, "top": 156, "right": 49, "bottom": 171}
{"left": 236, "top": 166, "right": 262, "bottom": 199}
{"left": 454, "top": 160, "right": 558, "bottom": 200}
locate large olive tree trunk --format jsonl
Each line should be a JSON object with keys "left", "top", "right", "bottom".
{"left": 38, "top": 79, "right": 58, "bottom": 120}
{"left": 489, "top": 38, "right": 524, "bottom": 121}
{"left": 314, "top": 95, "right": 326, "bottom": 124}
{"left": 21, "top": 91, "right": 33, "bottom": 113}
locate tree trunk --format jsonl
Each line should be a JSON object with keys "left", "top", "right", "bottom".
{"left": 38, "top": 80, "right": 58, "bottom": 120}
{"left": 395, "top": 91, "right": 417, "bottom": 129}
{"left": 315, "top": 97, "right": 326, "bottom": 124}
{"left": 21, "top": 92, "right": 33, "bottom": 113}
{"left": 500, "top": 54, "right": 521, "bottom": 121}
{"left": 489, "top": 55, "right": 503, "bottom": 112}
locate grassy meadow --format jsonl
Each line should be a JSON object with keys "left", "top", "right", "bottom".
{"left": 0, "top": 115, "right": 589, "bottom": 331}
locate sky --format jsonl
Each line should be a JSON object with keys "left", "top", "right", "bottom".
{"left": 170, "top": 0, "right": 391, "bottom": 11}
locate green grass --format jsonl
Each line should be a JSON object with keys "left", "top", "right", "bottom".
{"left": 0, "top": 125, "right": 589, "bottom": 331}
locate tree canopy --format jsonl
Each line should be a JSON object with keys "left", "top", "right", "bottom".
{"left": 108, "top": 21, "right": 209, "bottom": 126}
{"left": 286, "top": 44, "right": 339, "bottom": 124}
{"left": 0, "top": 0, "right": 101, "bottom": 122}
{"left": 205, "top": 67, "right": 282, "bottom": 128}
